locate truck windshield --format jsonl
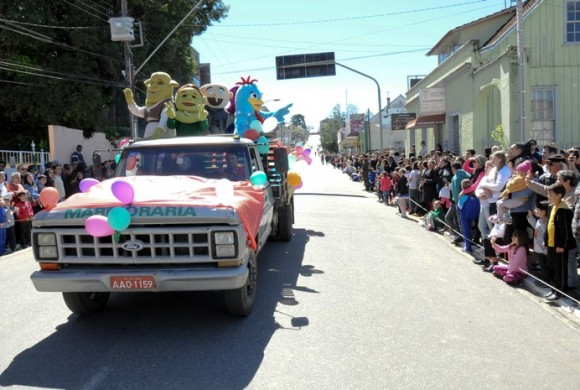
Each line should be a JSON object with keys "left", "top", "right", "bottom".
{"left": 114, "top": 144, "right": 251, "bottom": 180}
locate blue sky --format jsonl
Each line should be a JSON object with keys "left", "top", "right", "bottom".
{"left": 193, "top": 0, "right": 509, "bottom": 129}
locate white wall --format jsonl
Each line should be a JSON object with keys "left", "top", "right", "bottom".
{"left": 48, "top": 125, "right": 118, "bottom": 166}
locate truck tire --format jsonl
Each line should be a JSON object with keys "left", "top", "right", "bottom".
{"left": 277, "top": 201, "right": 293, "bottom": 242}
{"left": 224, "top": 251, "right": 257, "bottom": 317}
{"left": 62, "top": 292, "right": 110, "bottom": 315}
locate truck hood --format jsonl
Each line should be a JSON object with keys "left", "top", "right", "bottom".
{"left": 34, "top": 176, "right": 265, "bottom": 249}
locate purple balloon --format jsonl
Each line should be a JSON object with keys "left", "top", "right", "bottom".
{"left": 79, "top": 178, "right": 99, "bottom": 193}
{"left": 85, "top": 215, "right": 114, "bottom": 237}
{"left": 111, "top": 180, "right": 135, "bottom": 204}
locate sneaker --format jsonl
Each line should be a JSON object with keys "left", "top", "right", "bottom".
{"left": 542, "top": 290, "right": 554, "bottom": 298}
{"left": 545, "top": 292, "right": 561, "bottom": 301}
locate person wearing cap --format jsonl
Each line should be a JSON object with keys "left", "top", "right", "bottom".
{"left": 71, "top": 145, "right": 85, "bottom": 165}
{"left": 491, "top": 160, "right": 533, "bottom": 224}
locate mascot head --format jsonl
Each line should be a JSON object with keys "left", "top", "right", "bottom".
{"left": 174, "top": 84, "right": 207, "bottom": 124}
{"left": 235, "top": 76, "right": 264, "bottom": 113}
{"left": 144, "top": 72, "right": 178, "bottom": 105}
{"left": 200, "top": 84, "right": 232, "bottom": 110}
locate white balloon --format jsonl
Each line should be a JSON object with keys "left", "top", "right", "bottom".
{"left": 262, "top": 117, "right": 278, "bottom": 133}
{"left": 215, "top": 179, "right": 235, "bottom": 205}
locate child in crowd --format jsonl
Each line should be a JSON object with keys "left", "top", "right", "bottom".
{"left": 0, "top": 194, "right": 6, "bottom": 256}
{"left": 526, "top": 201, "right": 549, "bottom": 275}
{"left": 491, "top": 229, "right": 529, "bottom": 285}
{"left": 367, "top": 167, "right": 377, "bottom": 192}
{"left": 3, "top": 194, "right": 16, "bottom": 253}
{"left": 543, "top": 183, "right": 576, "bottom": 301}
{"left": 36, "top": 174, "right": 47, "bottom": 193}
{"left": 491, "top": 160, "right": 532, "bottom": 224}
{"left": 423, "top": 200, "right": 445, "bottom": 231}
{"left": 395, "top": 168, "right": 409, "bottom": 218}
{"left": 379, "top": 171, "right": 391, "bottom": 205}
{"left": 13, "top": 191, "right": 34, "bottom": 249}
{"left": 390, "top": 168, "right": 400, "bottom": 205}
{"left": 457, "top": 179, "right": 480, "bottom": 253}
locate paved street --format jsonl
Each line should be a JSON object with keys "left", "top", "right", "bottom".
{"left": 1, "top": 141, "right": 580, "bottom": 389}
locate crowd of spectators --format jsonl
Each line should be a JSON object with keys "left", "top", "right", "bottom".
{"left": 0, "top": 146, "right": 116, "bottom": 256}
{"left": 328, "top": 141, "right": 580, "bottom": 302}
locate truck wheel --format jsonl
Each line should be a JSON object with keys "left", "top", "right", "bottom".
{"left": 224, "top": 251, "right": 257, "bottom": 317}
{"left": 62, "top": 292, "right": 110, "bottom": 315}
{"left": 277, "top": 202, "right": 293, "bottom": 242}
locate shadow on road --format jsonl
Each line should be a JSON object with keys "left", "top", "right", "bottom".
{"left": 0, "top": 228, "right": 319, "bottom": 389}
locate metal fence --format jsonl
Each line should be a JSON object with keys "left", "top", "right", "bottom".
{"left": 0, "top": 149, "right": 51, "bottom": 171}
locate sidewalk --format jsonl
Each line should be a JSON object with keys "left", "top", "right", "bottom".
{"left": 415, "top": 214, "right": 580, "bottom": 322}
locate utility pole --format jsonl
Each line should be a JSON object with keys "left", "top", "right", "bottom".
{"left": 120, "top": 0, "right": 136, "bottom": 138}
{"left": 516, "top": 0, "right": 525, "bottom": 142}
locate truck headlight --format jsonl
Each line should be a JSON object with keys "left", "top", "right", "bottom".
{"left": 39, "top": 246, "right": 58, "bottom": 258}
{"left": 37, "top": 233, "right": 56, "bottom": 246}
{"left": 34, "top": 233, "right": 58, "bottom": 260}
{"left": 212, "top": 231, "right": 237, "bottom": 259}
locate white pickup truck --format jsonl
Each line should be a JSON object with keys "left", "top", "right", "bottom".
{"left": 30, "top": 135, "right": 294, "bottom": 317}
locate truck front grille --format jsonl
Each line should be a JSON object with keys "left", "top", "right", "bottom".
{"left": 54, "top": 227, "right": 213, "bottom": 264}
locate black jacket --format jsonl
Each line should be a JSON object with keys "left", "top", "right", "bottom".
{"left": 544, "top": 204, "right": 577, "bottom": 250}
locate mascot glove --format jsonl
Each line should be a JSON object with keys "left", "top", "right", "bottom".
{"left": 165, "top": 101, "right": 176, "bottom": 119}
{"left": 123, "top": 88, "right": 135, "bottom": 105}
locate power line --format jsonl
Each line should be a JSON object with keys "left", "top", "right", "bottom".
{"left": 0, "top": 60, "right": 123, "bottom": 87}
{"left": 202, "top": 0, "right": 496, "bottom": 27}
{"left": 0, "top": 22, "right": 124, "bottom": 64}
{"left": 62, "top": 0, "right": 109, "bottom": 23}
{"left": 0, "top": 17, "right": 105, "bottom": 30}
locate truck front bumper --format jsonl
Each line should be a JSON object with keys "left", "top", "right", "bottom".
{"left": 31, "top": 265, "right": 248, "bottom": 293}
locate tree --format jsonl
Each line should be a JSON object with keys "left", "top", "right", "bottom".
{"left": 290, "top": 114, "right": 305, "bottom": 129}
{"left": 319, "top": 103, "right": 359, "bottom": 153}
{"left": 0, "top": 0, "right": 228, "bottom": 150}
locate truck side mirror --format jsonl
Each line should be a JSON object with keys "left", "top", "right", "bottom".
{"left": 273, "top": 148, "right": 289, "bottom": 173}
{"left": 92, "top": 153, "right": 103, "bottom": 181}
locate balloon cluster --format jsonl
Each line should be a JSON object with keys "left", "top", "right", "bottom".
{"left": 83, "top": 179, "right": 135, "bottom": 238}
{"left": 242, "top": 117, "right": 278, "bottom": 155}
{"left": 286, "top": 142, "right": 314, "bottom": 189}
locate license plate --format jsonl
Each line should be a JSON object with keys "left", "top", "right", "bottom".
{"left": 110, "top": 276, "right": 156, "bottom": 290}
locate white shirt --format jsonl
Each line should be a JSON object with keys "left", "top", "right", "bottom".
{"left": 54, "top": 175, "right": 66, "bottom": 200}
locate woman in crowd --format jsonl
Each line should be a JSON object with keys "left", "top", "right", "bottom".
{"left": 43, "top": 168, "right": 55, "bottom": 188}
{"left": 476, "top": 151, "right": 513, "bottom": 269}
{"left": 420, "top": 159, "right": 438, "bottom": 212}
{"left": 21, "top": 173, "right": 41, "bottom": 214}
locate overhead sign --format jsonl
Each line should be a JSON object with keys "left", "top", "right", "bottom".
{"left": 391, "top": 113, "right": 416, "bottom": 130}
{"left": 276, "top": 52, "right": 336, "bottom": 80}
{"left": 419, "top": 88, "right": 446, "bottom": 114}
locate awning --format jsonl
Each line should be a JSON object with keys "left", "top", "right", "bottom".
{"left": 405, "top": 113, "right": 446, "bottom": 129}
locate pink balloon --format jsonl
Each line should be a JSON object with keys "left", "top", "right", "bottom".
{"left": 111, "top": 180, "right": 134, "bottom": 204}
{"left": 244, "top": 129, "right": 260, "bottom": 141}
{"left": 295, "top": 146, "right": 304, "bottom": 154}
{"left": 85, "top": 215, "right": 114, "bottom": 237}
{"left": 304, "top": 156, "right": 312, "bottom": 165}
{"left": 79, "top": 178, "right": 99, "bottom": 193}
